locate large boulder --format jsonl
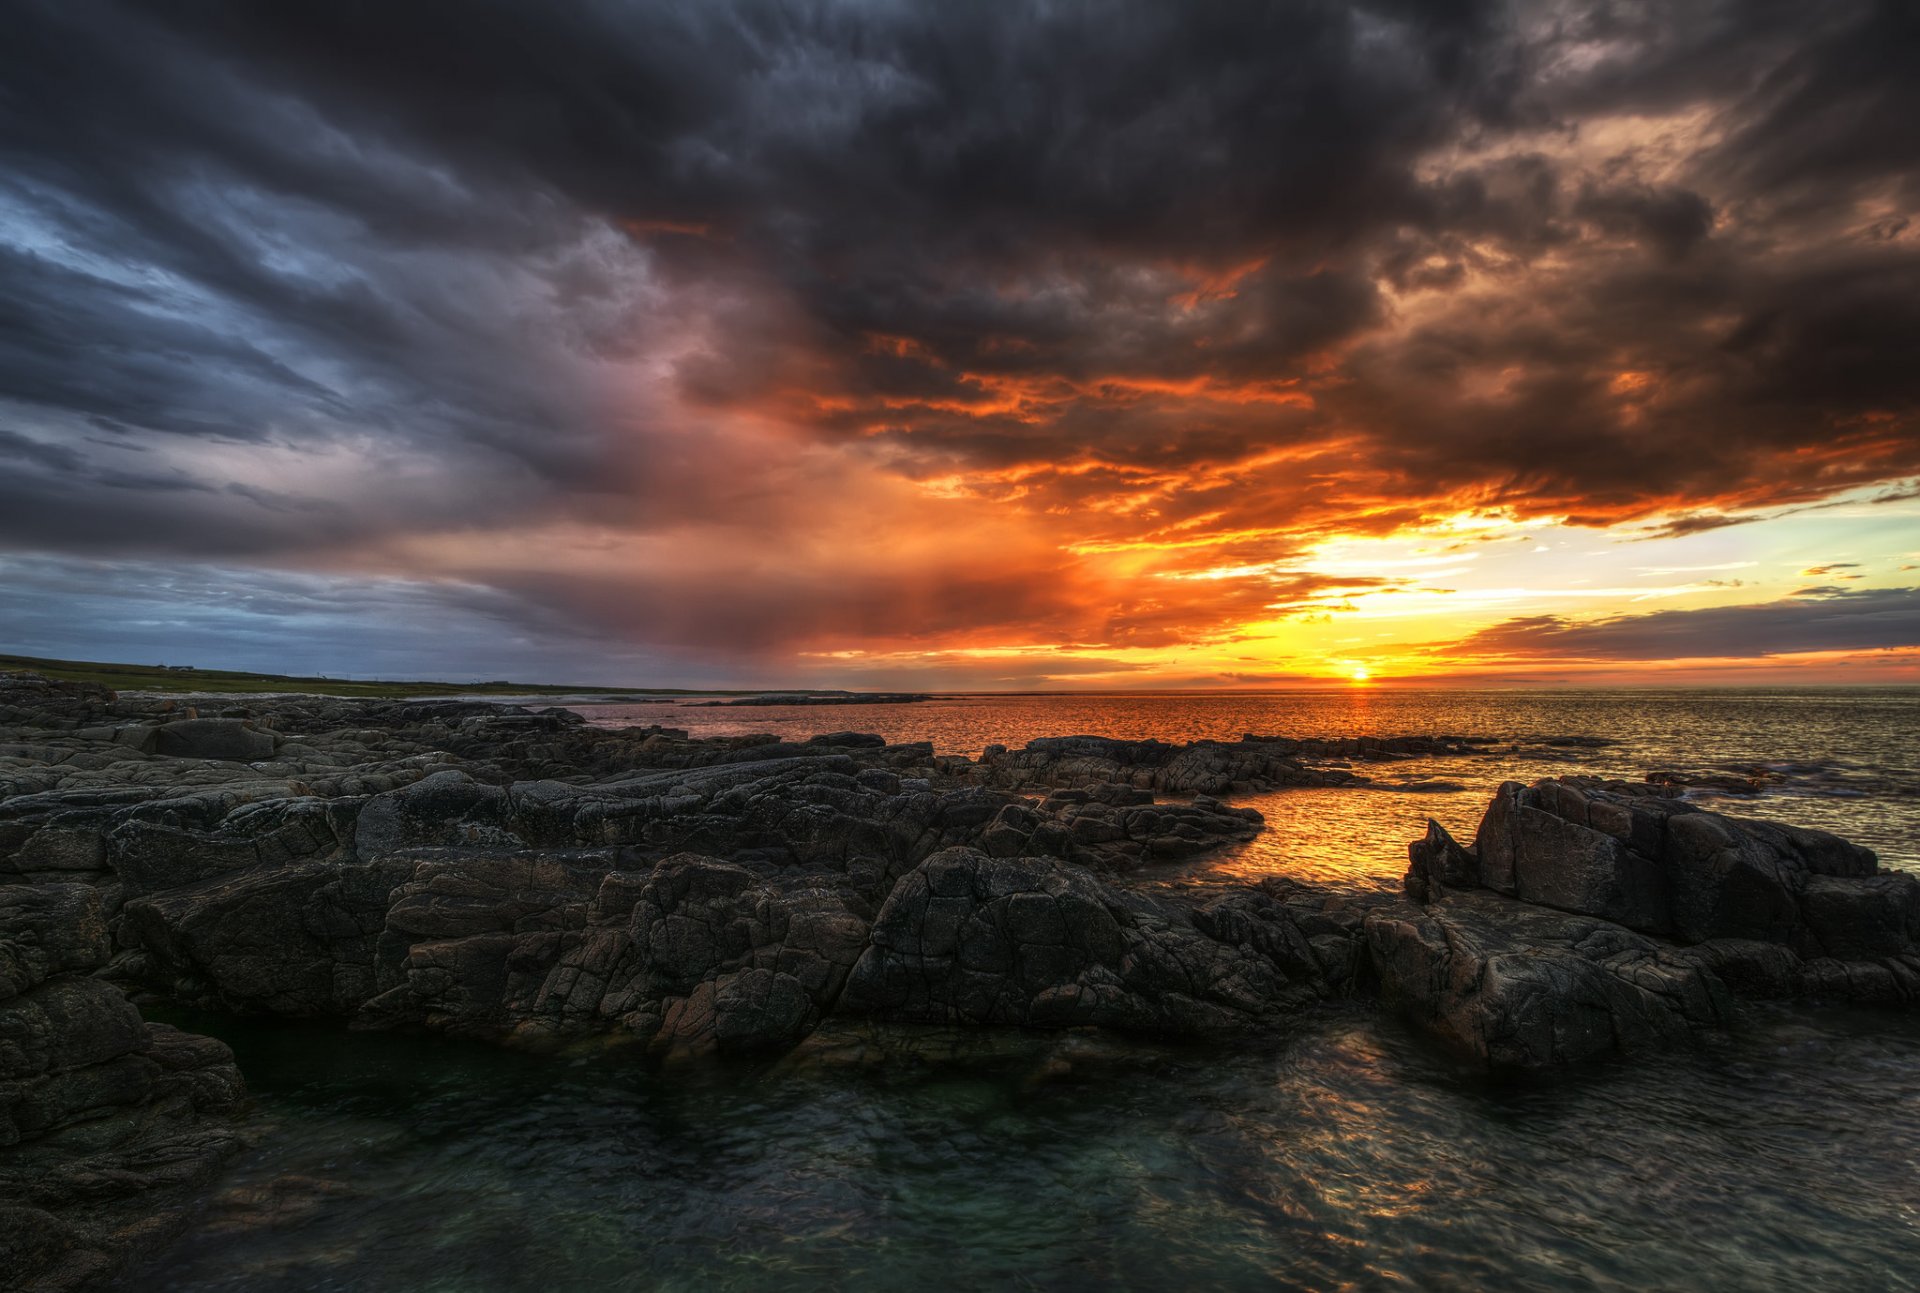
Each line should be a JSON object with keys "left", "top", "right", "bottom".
{"left": 353, "top": 769, "right": 517, "bottom": 853}
{"left": 1382, "top": 782, "right": 1920, "bottom": 1072}
{"left": 839, "top": 847, "right": 1332, "bottom": 1036}
{"left": 1464, "top": 779, "right": 1901, "bottom": 953}
{"left": 118, "top": 858, "right": 416, "bottom": 1017}
{"left": 1365, "top": 891, "right": 1731, "bottom": 1071}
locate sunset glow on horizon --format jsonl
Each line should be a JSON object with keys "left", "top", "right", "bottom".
{"left": 1, "top": 2, "right": 1916, "bottom": 689}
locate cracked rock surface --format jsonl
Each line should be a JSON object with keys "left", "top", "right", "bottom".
{"left": 0, "top": 881, "right": 246, "bottom": 1291}
{"left": 1376, "top": 778, "right": 1920, "bottom": 1069}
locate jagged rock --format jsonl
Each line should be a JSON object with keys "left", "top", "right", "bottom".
{"left": 1379, "top": 780, "right": 1920, "bottom": 1071}
{"left": 1403, "top": 817, "right": 1477, "bottom": 902}
{"left": 972, "top": 733, "right": 1488, "bottom": 797}
{"left": 978, "top": 792, "right": 1263, "bottom": 870}
{"left": 1468, "top": 779, "right": 1898, "bottom": 953}
{"left": 0, "top": 673, "right": 118, "bottom": 728}
{"left": 0, "top": 882, "right": 246, "bottom": 1290}
{"left": 976, "top": 735, "right": 1339, "bottom": 795}
{"left": 1645, "top": 768, "right": 1770, "bottom": 796}
{"left": 1366, "top": 891, "right": 1732, "bottom": 1071}
{"left": 6, "top": 826, "right": 109, "bottom": 885}
{"left": 120, "top": 857, "right": 415, "bottom": 1017}
{"left": 1798, "top": 873, "right": 1920, "bottom": 960}
{"left": 354, "top": 769, "right": 516, "bottom": 853}
{"left": 839, "top": 847, "right": 1330, "bottom": 1036}
{"left": 8, "top": 667, "right": 1918, "bottom": 1112}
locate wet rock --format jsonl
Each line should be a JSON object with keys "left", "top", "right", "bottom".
{"left": 976, "top": 735, "right": 1339, "bottom": 796}
{"left": 1381, "top": 780, "right": 1920, "bottom": 1071}
{"left": 840, "top": 848, "right": 1329, "bottom": 1037}
{"left": 0, "top": 882, "right": 246, "bottom": 1290}
{"left": 1403, "top": 818, "right": 1476, "bottom": 903}
{"left": 1366, "top": 890, "right": 1731, "bottom": 1071}
{"left": 1465, "top": 778, "right": 1888, "bottom": 950}
{"left": 977, "top": 793, "right": 1263, "bottom": 871}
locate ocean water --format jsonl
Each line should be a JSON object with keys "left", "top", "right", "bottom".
{"left": 147, "top": 1005, "right": 1920, "bottom": 1291}
{"left": 136, "top": 689, "right": 1920, "bottom": 1290}
{"left": 579, "top": 688, "right": 1920, "bottom": 879}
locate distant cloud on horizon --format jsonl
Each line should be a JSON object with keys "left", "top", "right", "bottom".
{"left": 1458, "top": 586, "right": 1920, "bottom": 663}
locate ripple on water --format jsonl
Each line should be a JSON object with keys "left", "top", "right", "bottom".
{"left": 143, "top": 1003, "right": 1920, "bottom": 1291}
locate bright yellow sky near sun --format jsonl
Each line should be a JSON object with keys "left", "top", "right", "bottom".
{"left": 833, "top": 482, "right": 1920, "bottom": 688}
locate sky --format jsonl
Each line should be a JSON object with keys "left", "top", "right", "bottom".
{"left": 1, "top": 0, "right": 1917, "bottom": 689}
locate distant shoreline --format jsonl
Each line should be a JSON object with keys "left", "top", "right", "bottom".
{"left": 0, "top": 653, "right": 863, "bottom": 701}
{"left": 6, "top": 652, "right": 1916, "bottom": 701}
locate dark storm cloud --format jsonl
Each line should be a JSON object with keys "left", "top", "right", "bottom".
{"left": 1569, "top": 182, "right": 1714, "bottom": 264}
{"left": 1, "top": 0, "right": 1917, "bottom": 672}
{"left": 1462, "top": 587, "right": 1920, "bottom": 661}
{"left": 2, "top": 0, "right": 656, "bottom": 517}
{"left": 10, "top": 0, "right": 1913, "bottom": 479}
{"left": 129, "top": 0, "right": 1501, "bottom": 435}
{"left": 0, "top": 553, "right": 723, "bottom": 684}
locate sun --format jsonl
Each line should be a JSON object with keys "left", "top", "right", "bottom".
{"left": 1348, "top": 665, "right": 1372, "bottom": 684}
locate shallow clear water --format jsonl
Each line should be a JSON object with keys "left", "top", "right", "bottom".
{"left": 147, "top": 1006, "right": 1920, "bottom": 1291}
{"left": 581, "top": 689, "right": 1920, "bottom": 877}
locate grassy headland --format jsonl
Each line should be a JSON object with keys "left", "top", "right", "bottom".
{"left": 0, "top": 653, "right": 707, "bottom": 699}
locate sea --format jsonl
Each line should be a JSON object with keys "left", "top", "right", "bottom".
{"left": 580, "top": 687, "right": 1920, "bottom": 879}
{"left": 141, "top": 689, "right": 1920, "bottom": 1290}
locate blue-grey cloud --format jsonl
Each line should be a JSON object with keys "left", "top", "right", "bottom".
{"left": 1464, "top": 587, "right": 1920, "bottom": 661}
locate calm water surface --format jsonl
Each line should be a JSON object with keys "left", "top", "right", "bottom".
{"left": 138, "top": 690, "right": 1920, "bottom": 1289}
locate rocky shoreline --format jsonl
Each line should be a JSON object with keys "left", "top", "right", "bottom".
{"left": 1, "top": 669, "right": 1916, "bottom": 1288}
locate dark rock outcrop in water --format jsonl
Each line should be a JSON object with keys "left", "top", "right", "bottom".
{"left": 840, "top": 848, "right": 1332, "bottom": 1035}
{"left": 3, "top": 668, "right": 1919, "bottom": 1282}
{"left": 690, "top": 692, "right": 934, "bottom": 706}
{"left": 971, "top": 733, "right": 1483, "bottom": 797}
{"left": 1374, "top": 778, "right": 1920, "bottom": 1071}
